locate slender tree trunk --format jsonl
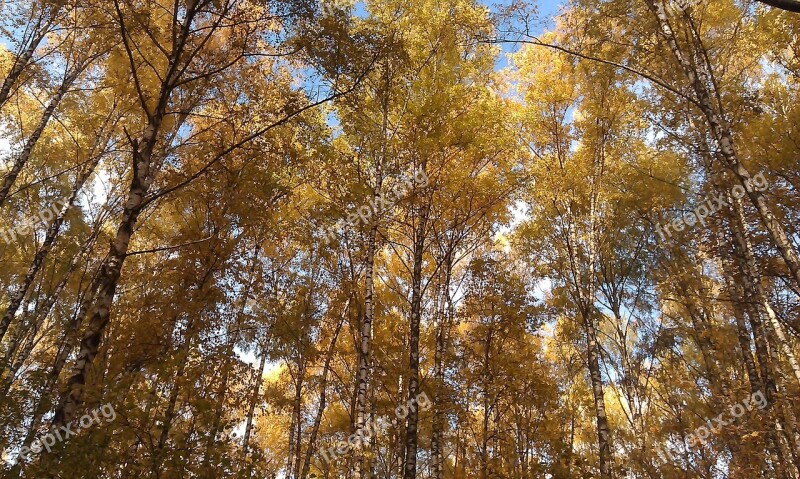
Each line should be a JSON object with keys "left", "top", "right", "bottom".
{"left": 585, "top": 312, "right": 613, "bottom": 479}
{"left": 480, "top": 316, "right": 494, "bottom": 479}
{"left": 0, "top": 4, "right": 60, "bottom": 110}
{"left": 354, "top": 189, "right": 380, "bottom": 479}
{"left": 481, "top": 402, "right": 489, "bottom": 479}
{"left": 201, "top": 354, "right": 231, "bottom": 477}
{"left": 720, "top": 249, "right": 763, "bottom": 395}
{"left": 204, "top": 245, "right": 261, "bottom": 476}
{"left": 403, "top": 202, "right": 428, "bottom": 479}
{"left": 26, "top": 242, "right": 103, "bottom": 394}
{"left": 6, "top": 232, "right": 101, "bottom": 479}
{"left": 763, "top": 302, "right": 800, "bottom": 388}
{"left": 154, "top": 317, "right": 197, "bottom": 476}
{"left": 0, "top": 70, "right": 82, "bottom": 210}
{"left": 301, "top": 301, "right": 348, "bottom": 479}
{"left": 0, "top": 147, "right": 101, "bottom": 359}
{"left": 431, "top": 328, "right": 446, "bottom": 479}
{"left": 431, "top": 255, "right": 453, "bottom": 479}
{"left": 292, "top": 367, "right": 308, "bottom": 479}
{"left": 0, "top": 105, "right": 112, "bottom": 383}
{"left": 391, "top": 373, "right": 405, "bottom": 477}
{"left": 354, "top": 65, "right": 390, "bottom": 478}
{"left": 1, "top": 222, "right": 101, "bottom": 405}
{"left": 583, "top": 120, "right": 613, "bottom": 478}
{"left": 718, "top": 255, "right": 769, "bottom": 476}
{"left": 675, "top": 267, "right": 730, "bottom": 399}
{"left": 242, "top": 352, "right": 267, "bottom": 456}
{"left": 287, "top": 361, "right": 307, "bottom": 479}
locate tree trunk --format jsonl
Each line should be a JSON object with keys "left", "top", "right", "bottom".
{"left": 292, "top": 368, "right": 308, "bottom": 479}
{"left": 204, "top": 245, "right": 261, "bottom": 476}
{"left": 353, "top": 191, "right": 380, "bottom": 479}
{"left": 723, "top": 187, "right": 799, "bottom": 477}
{"left": 301, "top": 300, "right": 348, "bottom": 479}
{"left": 755, "top": 0, "right": 800, "bottom": 13}
{"left": 403, "top": 201, "right": 428, "bottom": 479}
{"left": 764, "top": 302, "right": 800, "bottom": 387}
{"left": 1, "top": 220, "right": 102, "bottom": 406}
{"left": 49, "top": 0, "right": 207, "bottom": 424}
{"left": 431, "top": 254, "right": 453, "bottom": 479}
{"left": 480, "top": 313, "right": 494, "bottom": 479}
{"left": 242, "top": 352, "right": 267, "bottom": 456}
{"left": 52, "top": 114, "right": 162, "bottom": 427}
{"left": 0, "top": 145, "right": 101, "bottom": 360}
{"left": 0, "top": 3, "right": 60, "bottom": 110}
{"left": 6, "top": 235, "right": 100, "bottom": 476}
{"left": 0, "top": 69, "right": 81, "bottom": 210}
{"left": 354, "top": 66, "right": 389, "bottom": 478}
{"left": 645, "top": 0, "right": 800, "bottom": 300}
{"left": 586, "top": 314, "right": 613, "bottom": 479}
{"left": 719, "top": 248, "right": 763, "bottom": 395}
{"left": 674, "top": 266, "right": 730, "bottom": 399}
{"left": 200, "top": 354, "right": 231, "bottom": 477}
{"left": 287, "top": 361, "right": 307, "bottom": 479}
{"left": 154, "top": 316, "right": 197, "bottom": 476}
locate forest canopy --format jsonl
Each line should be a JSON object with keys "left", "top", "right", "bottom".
{"left": 0, "top": 0, "right": 799, "bottom": 478}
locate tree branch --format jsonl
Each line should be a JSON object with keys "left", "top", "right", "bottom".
{"left": 756, "top": 0, "right": 800, "bottom": 13}
{"left": 485, "top": 37, "right": 702, "bottom": 108}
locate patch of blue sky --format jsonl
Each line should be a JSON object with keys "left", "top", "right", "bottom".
{"left": 353, "top": 0, "right": 369, "bottom": 18}
{"left": 490, "top": 0, "right": 564, "bottom": 70}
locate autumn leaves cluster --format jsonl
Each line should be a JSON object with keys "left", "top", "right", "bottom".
{"left": 1, "top": 0, "right": 800, "bottom": 478}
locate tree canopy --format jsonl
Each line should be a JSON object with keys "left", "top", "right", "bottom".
{"left": 1, "top": 0, "right": 799, "bottom": 478}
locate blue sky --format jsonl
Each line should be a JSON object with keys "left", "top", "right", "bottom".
{"left": 491, "top": 0, "right": 566, "bottom": 70}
